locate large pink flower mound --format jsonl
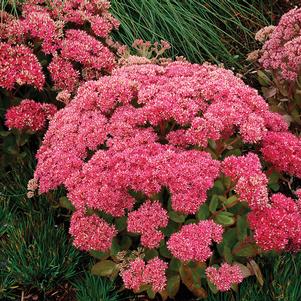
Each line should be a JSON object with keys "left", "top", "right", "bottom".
{"left": 33, "top": 60, "right": 299, "bottom": 293}
{"left": 34, "top": 61, "right": 286, "bottom": 196}
{"left": 34, "top": 61, "right": 288, "bottom": 211}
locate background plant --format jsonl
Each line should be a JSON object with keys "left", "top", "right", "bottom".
{"left": 0, "top": 0, "right": 121, "bottom": 169}
{"left": 249, "top": 7, "right": 301, "bottom": 134}
{"left": 73, "top": 272, "right": 121, "bottom": 301}
{"left": 111, "top": 0, "right": 278, "bottom": 69}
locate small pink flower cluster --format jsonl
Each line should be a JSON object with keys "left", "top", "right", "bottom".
{"left": 222, "top": 153, "right": 269, "bottom": 209}
{"left": 69, "top": 210, "right": 117, "bottom": 252}
{"left": 47, "top": 56, "right": 80, "bottom": 93}
{"left": 5, "top": 99, "right": 57, "bottom": 132}
{"left": 127, "top": 201, "right": 168, "bottom": 248}
{"left": 0, "top": 0, "right": 119, "bottom": 95}
{"left": 262, "top": 131, "right": 301, "bottom": 178}
{"left": 167, "top": 220, "right": 223, "bottom": 262}
{"left": 47, "top": 0, "right": 120, "bottom": 36}
{"left": 248, "top": 193, "right": 301, "bottom": 251}
{"left": 258, "top": 8, "right": 301, "bottom": 80}
{"left": 120, "top": 257, "right": 167, "bottom": 292}
{"left": 60, "top": 29, "right": 115, "bottom": 72}
{"left": 0, "top": 42, "right": 45, "bottom": 90}
{"left": 206, "top": 263, "right": 244, "bottom": 291}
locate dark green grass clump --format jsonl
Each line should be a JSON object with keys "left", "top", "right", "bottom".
{"left": 0, "top": 158, "right": 82, "bottom": 300}
{"left": 74, "top": 273, "right": 121, "bottom": 301}
{"left": 111, "top": 0, "right": 274, "bottom": 68}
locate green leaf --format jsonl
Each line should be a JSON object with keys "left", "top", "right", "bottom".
{"left": 161, "top": 221, "right": 180, "bottom": 237}
{"left": 257, "top": 70, "right": 271, "bottom": 86}
{"left": 0, "top": 131, "right": 10, "bottom": 137}
{"left": 224, "top": 195, "right": 238, "bottom": 208}
{"left": 169, "top": 258, "right": 181, "bottom": 272}
{"left": 214, "top": 211, "right": 235, "bottom": 226}
{"left": 196, "top": 204, "right": 210, "bottom": 221}
{"left": 59, "top": 197, "right": 75, "bottom": 211}
{"left": 269, "top": 183, "right": 280, "bottom": 192}
{"left": 223, "top": 176, "right": 232, "bottom": 189}
{"left": 147, "top": 288, "right": 156, "bottom": 299}
{"left": 223, "top": 245, "right": 233, "bottom": 263}
{"left": 224, "top": 148, "right": 242, "bottom": 157}
{"left": 168, "top": 211, "right": 186, "bottom": 223}
{"left": 184, "top": 218, "right": 196, "bottom": 225}
{"left": 236, "top": 215, "right": 248, "bottom": 241}
{"left": 223, "top": 228, "right": 238, "bottom": 248}
{"left": 268, "top": 172, "right": 280, "bottom": 192}
{"left": 110, "top": 238, "right": 121, "bottom": 256}
{"left": 159, "top": 243, "right": 172, "bottom": 258}
{"left": 89, "top": 250, "right": 109, "bottom": 260}
{"left": 207, "top": 279, "right": 218, "bottom": 294}
{"left": 233, "top": 242, "right": 258, "bottom": 257}
{"left": 167, "top": 275, "right": 180, "bottom": 298}
{"left": 144, "top": 249, "right": 159, "bottom": 260}
{"left": 209, "top": 195, "right": 219, "bottom": 213}
{"left": 115, "top": 216, "right": 127, "bottom": 231}
{"left": 212, "top": 180, "right": 225, "bottom": 194}
{"left": 91, "top": 260, "right": 117, "bottom": 277}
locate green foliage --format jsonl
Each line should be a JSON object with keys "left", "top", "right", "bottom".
{"left": 0, "top": 213, "right": 81, "bottom": 293}
{"left": 111, "top": 0, "right": 274, "bottom": 68}
{"left": 256, "top": 69, "right": 301, "bottom": 133}
{"left": 0, "top": 157, "right": 82, "bottom": 299}
{"left": 74, "top": 273, "right": 121, "bottom": 301}
{"left": 0, "top": 272, "right": 18, "bottom": 301}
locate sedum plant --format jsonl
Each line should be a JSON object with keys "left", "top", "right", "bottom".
{"left": 32, "top": 57, "right": 301, "bottom": 299}
{"left": 248, "top": 7, "right": 301, "bottom": 133}
{"left": 0, "top": 0, "right": 121, "bottom": 167}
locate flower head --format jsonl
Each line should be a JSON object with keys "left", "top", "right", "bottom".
{"left": 5, "top": 99, "right": 57, "bottom": 132}
{"left": 206, "top": 263, "right": 244, "bottom": 291}
{"left": 69, "top": 210, "right": 117, "bottom": 252}
{"left": 167, "top": 220, "right": 223, "bottom": 262}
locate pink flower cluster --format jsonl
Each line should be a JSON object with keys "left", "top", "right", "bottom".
{"left": 48, "top": 56, "right": 80, "bottom": 93}
{"left": 127, "top": 201, "right": 168, "bottom": 248}
{"left": 48, "top": 0, "right": 120, "bottom": 36}
{"left": 222, "top": 153, "right": 269, "bottom": 209}
{"left": 69, "top": 210, "right": 117, "bottom": 252}
{"left": 60, "top": 29, "right": 115, "bottom": 72}
{"left": 206, "top": 263, "right": 244, "bottom": 291}
{"left": 5, "top": 99, "right": 57, "bottom": 132}
{"left": 0, "top": 0, "right": 119, "bottom": 95}
{"left": 64, "top": 144, "right": 220, "bottom": 217}
{"left": 258, "top": 8, "right": 301, "bottom": 80}
{"left": 248, "top": 193, "right": 301, "bottom": 251}
{"left": 0, "top": 42, "right": 45, "bottom": 90}
{"left": 167, "top": 220, "right": 223, "bottom": 262}
{"left": 262, "top": 131, "right": 301, "bottom": 178}
{"left": 120, "top": 257, "right": 167, "bottom": 292}
{"left": 35, "top": 62, "right": 286, "bottom": 196}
